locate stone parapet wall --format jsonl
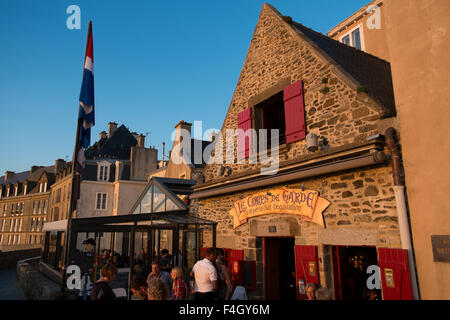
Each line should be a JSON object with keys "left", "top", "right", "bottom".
{"left": 16, "top": 260, "right": 61, "bottom": 300}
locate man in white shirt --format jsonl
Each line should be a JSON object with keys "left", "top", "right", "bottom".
{"left": 191, "top": 248, "right": 218, "bottom": 301}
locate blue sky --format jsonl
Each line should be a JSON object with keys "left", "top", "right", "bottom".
{"left": 0, "top": 0, "right": 369, "bottom": 175}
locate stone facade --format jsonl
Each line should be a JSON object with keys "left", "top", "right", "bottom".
{"left": 191, "top": 4, "right": 403, "bottom": 300}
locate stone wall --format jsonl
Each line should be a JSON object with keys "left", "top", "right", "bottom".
{"left": 194, "top": 164, "right": 401, "bottom": 299}
{"left": 194, "top": 165, "right": 400, "bottom": 251}
{"left": 16, "top": 260, "right": 61, "bottom": 300}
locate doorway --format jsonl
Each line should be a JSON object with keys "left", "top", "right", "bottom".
{"left": 264, "top": 237, "right": 296, "bottom": 300}
{"left": 332, "top": 246, "right": 381, "bottom": 300}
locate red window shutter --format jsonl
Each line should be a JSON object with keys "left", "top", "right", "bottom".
{"left": 237, "top": 108, "right": 252, "bottom": 160}
{"left": 378, "top": 248, "right": 414, "bottom": 300}
{"left": 294, "top": 245, "right": 319, "bottom": 300}
{"left": 229, "top": 249, "right": 244, "bottom": 287}
{"left": 283, "top": 80, "right": 306, "bottom": 144}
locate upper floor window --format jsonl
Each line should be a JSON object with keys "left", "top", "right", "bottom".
{"left": 238, "top": 80, "right": 306, "bottom": 160}
{"left": 97, "top": 163, "right": 110, "bottom": 181}
{"left": 340, "top": 24, "right": 364, "bottom": 51}
{"left": 55, "top": 189, "right": 61, "bottom": 203}
{"left": 253, "top": 91, "right": 286, "bottom": 146}
{"left": 24, "top": 185, "right": 27, "bottom": 195}
{"left": 43, "top": 200, "right": 48, "bottom": 214}
{"left": 96, "top": 192, "right": 108, "bottom": 211}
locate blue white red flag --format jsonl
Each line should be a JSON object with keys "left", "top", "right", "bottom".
{"left": 77, "top": 24, "right": 95, "bottom": 165}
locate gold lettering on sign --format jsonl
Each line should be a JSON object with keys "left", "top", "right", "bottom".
{"left": 229, "top": 188, "right": 330, "bottom": 229}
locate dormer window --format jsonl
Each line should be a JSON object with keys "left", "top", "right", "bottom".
{"left": 14, "top": 186, "right": 18, "bottom": 196}
{"left": 340, "top": 24, "right": 364, "bottom": 51}
{"left": 7, "top": 186, "right": 10, "bottom": 197}
{"left": 39, "top": 183, "right": 43, "bottom": 193}
{"left": 97, "top": 162, "right": 111, "bottom": 181}
{"left": 44, "top": 182, "right": 47, "bottom": 192}
{"left": 24, "top": 185, "right": 27, "bottom": 195}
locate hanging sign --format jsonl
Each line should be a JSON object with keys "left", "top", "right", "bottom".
{"left": 230, "top": 188, "right": 330, "bottom": 229}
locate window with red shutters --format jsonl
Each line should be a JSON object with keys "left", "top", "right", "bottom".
{"left": 238, "top": 80, "right": 306, "bottom": 160}
{"left": 283, "top": 80, "right": 306, "bottom": 144}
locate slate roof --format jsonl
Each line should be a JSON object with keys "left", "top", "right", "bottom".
{"left": 188, "top": 139, "right": 213, "bottom": 167}
{"left": 85, "top": 124, "right": 138, "bottom": 160}
{"left": 0, "top": 171, "right": 30, "bottom": 186}
{"left": 290, "top": 20, "right": 396, "bottom": 116}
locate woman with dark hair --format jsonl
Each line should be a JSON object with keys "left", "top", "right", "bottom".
{"left": 215, "top": 256, "right": 232, "bottom": 300}
{"left": 90, "top": 264, "right": 117, "bottom": 300}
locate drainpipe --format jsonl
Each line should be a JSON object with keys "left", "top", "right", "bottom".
{"left": 384, "top": 127, "right": 420, "bottom": 300}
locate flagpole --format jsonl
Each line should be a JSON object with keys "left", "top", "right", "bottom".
{"left": 61, "top": 21, "right": 93, "bottom": 294}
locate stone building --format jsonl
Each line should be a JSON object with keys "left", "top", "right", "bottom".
{"left": 327, "top": 0, "right": 450, "bottom": 300}
{"left": 189, "top": 3, "right": 414, "bottom": 300}
{"left": 0, "top": 165, "right": 56, "bottom": 251}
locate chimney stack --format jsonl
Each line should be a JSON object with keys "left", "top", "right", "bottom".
{"left": 209, "top": 130, "right": 217, "bottom": 142}
{"left": 174, "top": 120, "right": 192, "bottom": 144}
{"left": 108, "top": 121, "right": 118, "bottom": 137}
{"left": 4, "top": 171, "right": 14, "bottom": 181}
{"left": 30, "top": 166, "right": 39, "bottom": 174}
{"left": 137, "top": 134, "right": 145, "bottom": 148}
{"left": 55, "top": 159, "right": 65, "bottom": 174}
{"left": 99, "top": 131, "right": 107, "bottom": 140}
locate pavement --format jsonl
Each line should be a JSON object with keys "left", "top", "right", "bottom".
{"left": 0, "top": 268, "right": 24, "bottom": 300}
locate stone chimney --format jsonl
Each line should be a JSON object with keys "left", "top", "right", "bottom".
{"left": 209, "top": 130, "right": 217, "bottom": 142}
{"left": 137, "top": 134, "right": 145, "bottom": 148}
{"left": 99, "top": 131, "right": 107, "bottom": 140}
{"left": 4, "top": 171, "right": 15, "bottom": 181}
{"left": 108, "top": 121, "right": 118, "bottom": 138}
{"left": 55, "top": 159, "right": 65, "bottom": 174}
{"left": 30, "top": 166, "right": 40, "bottom": 174}
{"left": 174, "top": 120, "right": 192, "bottom": 144}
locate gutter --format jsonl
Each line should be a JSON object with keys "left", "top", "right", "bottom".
{"left": 384, "top": 127, "right": 420, "bottom": 300}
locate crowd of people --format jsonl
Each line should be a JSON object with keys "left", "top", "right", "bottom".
{"left": 127, "top": 247, "right": 238, "bottom": 301}
{"left": 76, "top": 239, "right": 378, "bottom": 301}
{"left": 88, "top": 247, "right": 241, "bottom": 301}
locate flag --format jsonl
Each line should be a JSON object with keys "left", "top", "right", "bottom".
{"left": 77, "top": 22, "right": 95, "bottom": 165}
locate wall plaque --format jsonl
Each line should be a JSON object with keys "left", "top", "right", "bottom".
{"left": 431, "top": 235, "right": 450, "bottom": 262}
